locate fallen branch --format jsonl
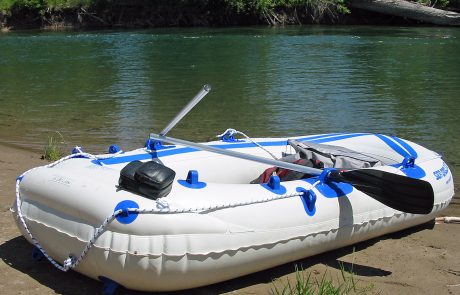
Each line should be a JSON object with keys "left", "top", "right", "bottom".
{"left": 79, "top": 8, "right": 107, "bottom": 25}
{"left": 435, "top": 216, "right": 460, "bottom": 224}
{"left": 347, "top": 0, "right": 460, "bottom": 25}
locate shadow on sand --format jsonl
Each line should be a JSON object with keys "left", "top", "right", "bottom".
{"left": 0, "top": 221, "right": 434, "bottom": 295}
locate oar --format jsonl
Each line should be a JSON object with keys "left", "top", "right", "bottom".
{"left": 159, "top": 84, "right": 211, "bottom": 136}
{"left": 150, "top": 133, "right": 434, "bottom": 214}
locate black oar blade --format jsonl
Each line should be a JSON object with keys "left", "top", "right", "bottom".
{"left": 330, "top": 169, "right": 434, "bottom": 214}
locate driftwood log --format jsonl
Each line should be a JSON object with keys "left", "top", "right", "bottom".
{"left": 348, "top": 0, "right": 460, "bottom": 25}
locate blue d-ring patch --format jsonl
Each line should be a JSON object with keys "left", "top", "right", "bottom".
{"left": 399, "top": 164, "right": 426, "bottom": 179}
{"left": 178, "top": 170, "right": 207, "bottom": 189}
{"left": 114, "top": 200, "right": 139, "bottom": 224}
{"left": 261, "top": 175, "right": 287, "bottom": 195}
{"left": 296, "top": 187, "right": 316, "bottom": 216}
{"left": 390, "top": 157, "right": 426, "bottom": 179}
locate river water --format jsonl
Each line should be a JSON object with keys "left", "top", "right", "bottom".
{"left": 0, "top": 26, "right": 459, "bottom": 199}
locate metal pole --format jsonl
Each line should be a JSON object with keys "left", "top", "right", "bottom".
{"left": 159, "top": 84, "right": 211, "bottom": 136}
{"left": 150, "top": 133, "right": 323, "bottom": 176}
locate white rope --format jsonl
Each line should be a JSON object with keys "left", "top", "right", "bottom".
{"left": 72, "top": 146, "right": 124, "bottom": 165}
{"left": 15, "top": 147, "right": 319, "bottom": 272}
{"left": 60, "top": 188, "right": 312, "bottom": 269}
{"left": 216, "top": 128, "right": 278, "bottom": 160}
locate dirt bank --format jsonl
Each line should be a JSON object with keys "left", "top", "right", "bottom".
{"left": 0, "top": 143, "right": 458, "bottom": 294}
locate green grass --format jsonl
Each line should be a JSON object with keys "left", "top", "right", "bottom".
{"left": 271, "top": 263, "right": 374, "bottom": 295}
{"left": 43, "top": 133, "right": 64, "bottom": 161}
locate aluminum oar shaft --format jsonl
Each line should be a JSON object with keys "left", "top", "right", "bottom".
{"left": 150, "top": 133, "right": 323, "bottom": 176}
{"left": 159, "top": 85, "right": 211, "bottom": 136}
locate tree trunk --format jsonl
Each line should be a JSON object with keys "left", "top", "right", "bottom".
{"left": 348, "top": 0, "right": 460, "bottom": 26}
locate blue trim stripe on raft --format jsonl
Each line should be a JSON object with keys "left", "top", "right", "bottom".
{"left": 306, "top": 133, "right": 370, "bottom": 144}
{"left": 374, "top": 134, "right": 411, "bottom": 158}
{"left": 375, "top": 134, "right": 424, "bottom": 179}
{"left": 391, "top": 136, "right": 418, "bottom": 158}
{"left": 95, "top": 133, "right": 370, "bottom": 165}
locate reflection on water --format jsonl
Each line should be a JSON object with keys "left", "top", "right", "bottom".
{"left": 0, "top": 27, "right": 459, "bottom": 187}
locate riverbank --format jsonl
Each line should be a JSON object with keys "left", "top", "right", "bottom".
{"left": 1, "top": 0, "right": 459, "bottom": 30}
{"left": 0, "top": 143, "right": 458, "bottom": 294}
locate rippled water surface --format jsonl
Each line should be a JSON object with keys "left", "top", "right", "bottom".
{"left": 1, "top": 27, "right": 459, "bottom": 188}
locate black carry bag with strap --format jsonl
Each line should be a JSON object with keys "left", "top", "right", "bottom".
{"left": 119, "top": 160, "right": 176, "bottom": 199}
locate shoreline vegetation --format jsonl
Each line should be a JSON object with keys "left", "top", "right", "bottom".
{"left": 0, "top": 0, "right": 459, "bottom": 31}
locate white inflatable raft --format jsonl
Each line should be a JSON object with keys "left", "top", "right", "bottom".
{"left": 12, "top": 132, "right": 454, "bottom": 292}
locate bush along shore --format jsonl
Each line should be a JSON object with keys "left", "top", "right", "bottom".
{"left": 0, "top": 0, "right": 459, "bottom": 30}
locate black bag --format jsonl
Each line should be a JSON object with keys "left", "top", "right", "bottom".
{"left": 119, "top": 160, "right": 176, "bottom": 199}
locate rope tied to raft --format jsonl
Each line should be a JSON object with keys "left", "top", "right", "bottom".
{"left": 15, "top": 148, "right": 319, "bottom": 272}
{"left": 58, "top": 188, "right": 310, "bottom": 270}
{"left": 15, "top": 148, "right": 124, "bottom": 271}
{"left": 216, "top": 128, "right": 278, "bottom": 160}
{"left": 72, "top": 146, "right": 123, "bottom": 166}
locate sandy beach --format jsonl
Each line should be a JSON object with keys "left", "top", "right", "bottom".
{"left": 1, "top": 143, "right": 458, "bottom": 295}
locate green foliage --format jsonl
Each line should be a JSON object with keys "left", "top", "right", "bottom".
{"left": 0, "top": 0, "right": 44, "bottom": 11}
{"left": 0, "top": 0, "right": 351, "bottom": 26}
{"left": 225, "top": 0, "right": 349, "bottom": 13}
{"left": 0, "top": 0, "right": 14, "bottom": 11}
{"left": 1, "top": 0, "right": 457, "bottom": 19}
{"left": 43, "top": 134, "right": 63, "bottom": 161}
{"left": 224, "top": 0, "right": 349, "bottom": 24}
{"left": 0, "top": 0, "right": 90, "bottom": 11}
{"left": 45, "top": 0, "right": 92, "bottom": 9}
{"left": 271, "top": 264, "right": 374, "bottom": 295}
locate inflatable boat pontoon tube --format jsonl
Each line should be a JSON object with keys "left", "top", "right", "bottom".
{"left": 12, "top": 132, "right": 454, "bottom": 292}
